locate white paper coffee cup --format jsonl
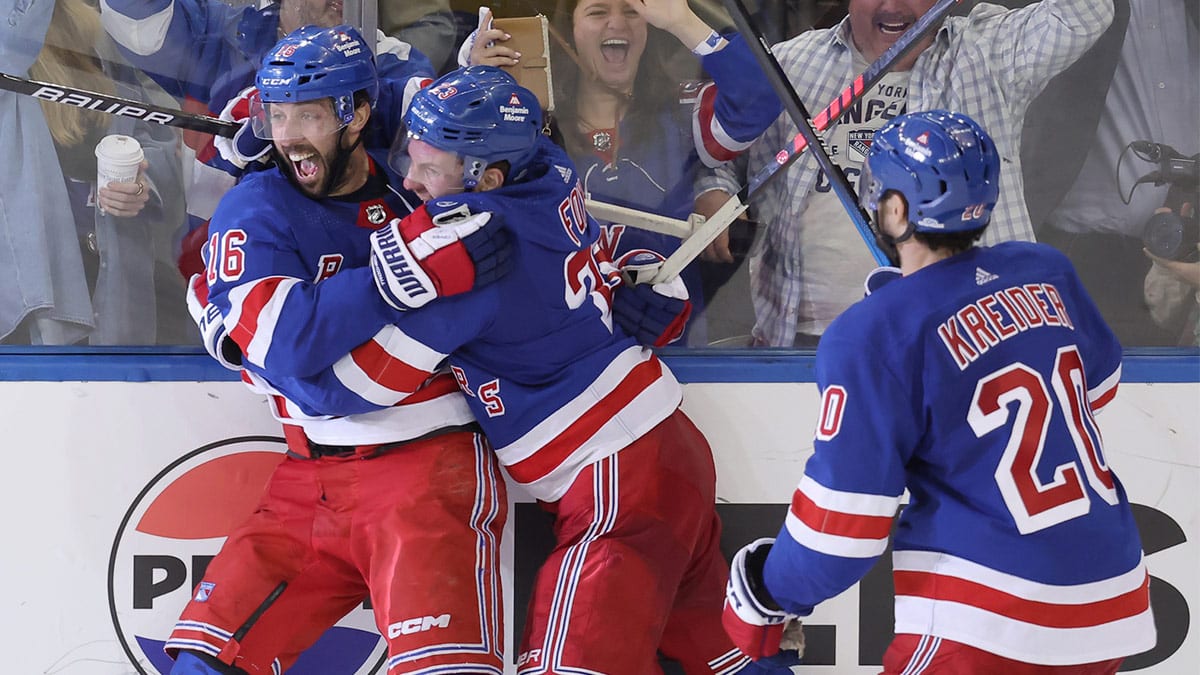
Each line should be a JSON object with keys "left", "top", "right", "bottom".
{"left": 95, "top": 134, "right": 144, "bottom": 213}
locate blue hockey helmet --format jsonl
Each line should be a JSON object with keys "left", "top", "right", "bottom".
{"left": 255, "top": 24, "right": 378, "bottom": 131}
{"left": 397, "top": 65, "right": 543, "bottom": 189}
{"left": 859, "top": 110, "right": 1000, "bottom": 234}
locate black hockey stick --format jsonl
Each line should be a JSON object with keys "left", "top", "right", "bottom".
{"left": 723, "top": 0, "right": 886, "bottom": 266}
{"left": 742, "top": 0, "right": 961, "bottom": 196}
{"left": 0, "top": 72, "right": 239, "bottom": 138}
{"left": 649, "top": 0, "right": 960, "bottom": 282}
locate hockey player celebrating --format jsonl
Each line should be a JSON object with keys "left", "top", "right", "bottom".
{"left": 722, "top": 110, "right": 1157, "bottom": 673}
{"left": 173, "top": 27, "right": 510, "bottom": 675}
{"left": 200, "top": 64, "right": 794, "bottom": 674}
{"left": 99, "top": 0, "right": 436, "bottom": 277}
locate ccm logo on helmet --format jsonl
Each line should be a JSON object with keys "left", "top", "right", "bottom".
{"left": 387, "top": 614, "right": 451, "bottom": 637}
{"left": 260, "top": 77, "right": 293, "bottom": 86}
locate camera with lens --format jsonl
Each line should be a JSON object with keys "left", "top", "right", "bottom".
{"left": 1132, "top": 141, "right": 1199, "bottom": 262}
{"left": 1143, "top": 209, "right": 1199, "bottom": 263}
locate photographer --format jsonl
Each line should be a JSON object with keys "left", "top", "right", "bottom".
{"left": 1144, "top": 192, "right": 1200, "bottom": 346}
{"left": 1024, "top": 0, "right": 1198, "bottom": 346}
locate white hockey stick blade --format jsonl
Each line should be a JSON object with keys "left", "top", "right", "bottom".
{"left": 647, "top": 193, "right": 747, "bottom": 284}
{"left": 586, "top": 199, "right": 694, "bottom": 239}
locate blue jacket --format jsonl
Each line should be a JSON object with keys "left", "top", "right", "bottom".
{"left": 0, "top": 1, "right": 185, "bottom": 344}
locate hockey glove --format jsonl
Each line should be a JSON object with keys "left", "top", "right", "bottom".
{"left": 740, "top": 646, "right": 805, "bottom": 674}
{"left": 369, "top": 205, "right": 513, "bottom": 311}
{"left": 213, "top": 85, "right": 271, "bottom": 171}
{"left": 185, "top": 274, "right": 244, "bottom": 371}
{"left": 610, "top": 250, "right": 692, "bottom": 347}
{"left": 864, "top": 265, "right": 903, "bottom": 296}
{"left": 723, "top": 537, "right": 801, "bottom": 661}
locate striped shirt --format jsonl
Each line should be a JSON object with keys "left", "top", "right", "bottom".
{"left": 699, "top": 0, "right": 1114, "bottom": 346}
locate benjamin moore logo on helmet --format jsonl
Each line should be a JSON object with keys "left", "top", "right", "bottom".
{"left": 499, "top": 94, "right": 529, "bottom": 123}
{"left": 108, "top": 437, "right": 385, "bottom": 674}
{"left": 434, "top": 85, "right": 458, "bottom": 100}
{"left": 333, "top": 32, "right": 364, "bottom": 58}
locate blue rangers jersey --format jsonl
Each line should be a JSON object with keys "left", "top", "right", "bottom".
{"left": 580, "top": 34, "right": 782, "bottom": 343}
{"left": 240, "top": 136, "right": 684, "bottom": 501}
{"left": 101, "top": 0, "right": 433, "bottom": 112}
{"left": 203, "top": 151, "right": 474, "bottom": 445}
{"left": 764, "top": 242, "right": 1155, "bottom": 665}
{"left": 101, "top": 0, "right": 435, "bottom": 247}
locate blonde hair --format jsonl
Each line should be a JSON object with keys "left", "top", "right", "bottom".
{"left": 29, "top": 0, "right": 116, "bottom": 147}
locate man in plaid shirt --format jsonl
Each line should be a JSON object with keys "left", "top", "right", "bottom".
{"left": 697, "top": 0, "right": 1114, "bottom": 347}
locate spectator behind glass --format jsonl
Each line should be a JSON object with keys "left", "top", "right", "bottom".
{"left": 1023, "top": 0, "right": 1198, "bottom": 346}
{"left": 465, "top": 0, "right": 780, "bottom": 346}
{"left": 0, "top": 0, "right": 186, "bottom": 345}
{"left": 698, "top": 0, "right": 1114, "bottom": 347}
{"left": 99, "top": 0, "right": 434, "bottom": 280}
{"left": 379, "top": 0, "right": 457, "bottom": 74}
{"left": 1144, "top": 231, "right": 1200, "bottom": 347}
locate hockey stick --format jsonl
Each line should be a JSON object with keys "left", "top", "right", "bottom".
{"left": 742, "top": 0, "right": 961, "bottom": 196}
{"left": 723, "top": 0, "right": 887, "bottom": 265}
{"left": 647, "top": 0, "right": 961, "bottom": 283}
{"left": 585, "top": 200, "right": 695, "bottom": 238}
{"left": 0, "top": 72, "right": 239, "bottom": 138}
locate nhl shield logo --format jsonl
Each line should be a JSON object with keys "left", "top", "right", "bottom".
{"left": 590, "top": 129, "right": 613, "bottom": 153}
{"left": 366, "top": 204, "right": 387, "bottom": 225}
{"left": 848, "top": 130, "right": 873, "bottom": 162}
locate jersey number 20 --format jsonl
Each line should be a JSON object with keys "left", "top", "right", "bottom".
{"left": 967, "top": 345, "right": 1118, "bottom": 534}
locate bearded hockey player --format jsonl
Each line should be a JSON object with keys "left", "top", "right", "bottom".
{"left": 174, "top": 26, "right": 509, "bottom": 675}
{"left": 200, "top": 64, "right": 797, "bottom": 674}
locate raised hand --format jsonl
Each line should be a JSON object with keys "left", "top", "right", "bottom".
{"left": 459, "top": 7, "right": 521, "bottom": 68}
{"left": 628, "top": 0, "right": 717, "bottom": 52}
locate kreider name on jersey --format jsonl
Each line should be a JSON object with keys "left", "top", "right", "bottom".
{"left": 938, "top": 282, "right": 1077, "bottom": 370}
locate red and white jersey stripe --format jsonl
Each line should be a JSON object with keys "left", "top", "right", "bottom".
{"left": 330, "top": 324, "right": 450, "bottom": 407}
{"left": 892, "top": 550, "right": 1156, "bottom": 665}
{"left": 784, "top": 475, "right": 902, "bottom": 559}
{"left": 693, "top": 82, "right": 757, "bottom": 167}
{"left": 224, "top": 276, "right": 298, "bottom": 369}
{"left": 497, "top": 346, "right": 682, "bottom": 502}
{"left": 1088, "top": 363, "right": 1120, "bottom": 413}
{"left": 243, "top": 369, "right": 473, "bottom": 446}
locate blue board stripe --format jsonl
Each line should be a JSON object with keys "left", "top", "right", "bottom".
{"left": 0, "top": 347, "right": 1195, "bottom": 383}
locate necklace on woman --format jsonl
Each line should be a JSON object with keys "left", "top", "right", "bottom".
{"left": 588, "top": 127, "right": 618, "bottom": 167}
{"left": 578, "top": 116, "right": 619, "bottom": 167}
